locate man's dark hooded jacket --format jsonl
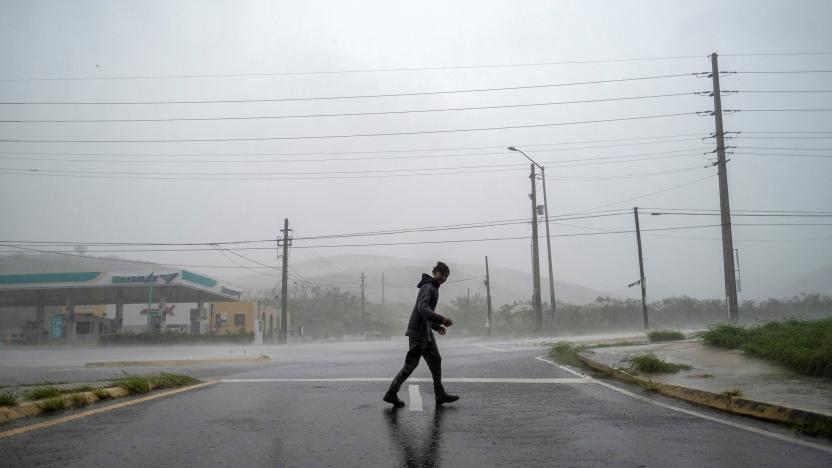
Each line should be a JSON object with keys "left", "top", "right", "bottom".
{"left": 406, "top": 273, "right": 447, "bottom": 342}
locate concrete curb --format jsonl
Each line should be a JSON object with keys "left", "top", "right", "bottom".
{"left": 577, "top": 351, "right": 832, "bottom": 431}
{"left": 0, "top": 382, "right": 208, "bottom": 425}
{"left": 84, "top": 355, "right": 271, "bottom": 368}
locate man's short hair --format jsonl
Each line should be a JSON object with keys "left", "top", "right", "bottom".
{"left": 432, "top": 261, "right": 450, "bottom": 275}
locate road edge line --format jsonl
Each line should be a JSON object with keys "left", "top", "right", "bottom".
{"left": 534, "top": 356, "right": 832, "bottom": 454}
{"left": 0, "top": 381, "right": 217, "bottom": 439}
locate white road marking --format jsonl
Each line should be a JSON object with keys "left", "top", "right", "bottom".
{"left": 220, "top": 377, "right": 588, "bottom": 384}
{"left": 534, "top": 356, "right": 832, "bottom": 454}
{"left": 474, "top": 344, "right": 511, "bottom": 352}
{"left": 408, "top": 385, "right": 423, "bottom": 412}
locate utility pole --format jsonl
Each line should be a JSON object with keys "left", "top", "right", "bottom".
{"left": 485, "top": 256, "right": 493, "bottom": 338}
{"left": 540, "top": 166, "right": 557, "bottom": 328}
{"left": 529, "top": 164, "right": 543, "bottom": 332}
{"left": 633, "top": 207, "right": 649, "bottom": 330}
{"left": 381, "top": 272, "right": 385, "bottom": 308}
{"left": 710, "top": 52, "right": 740, "bottom": 323}
{"left": 360, "top": 273, "right": 366, "bottom": 321}
{"left": 279, "top": 218, "right": 290, "bottom": 344}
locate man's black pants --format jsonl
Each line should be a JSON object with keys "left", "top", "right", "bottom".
{"left": 388, "top": 337, "right": 443, "bottom": 394}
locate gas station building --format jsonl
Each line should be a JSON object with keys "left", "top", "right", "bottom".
{"left": 0, "top": 270, "right": 243, "bottom": 344}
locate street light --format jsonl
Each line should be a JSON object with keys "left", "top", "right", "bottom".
{"left": 508, "top": 146, "right": 557, "bottom": 328}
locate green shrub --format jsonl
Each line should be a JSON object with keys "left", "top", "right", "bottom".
{"left": 648, "top": 330, "right": 686, "bottom": 342}
{"left": 150, "top": 373, "right": 199, "bottom": 389}
{"left": 69, "top": 394, "right": 90, "bottom": 407}
{"left": 63, "top": 386, "right": 94, "bottom": 394}
{"left": 25, "top": 385, "right": 62, "bottom": 401}
{"left": 699, "top": 324, "right": 748, "bottom": 348}
{"left": 700, "top": 318, "right": 832, "bottom": 378}
{"left": 117, "top": 376, "right": 152, "bottom": 394}
{"left": 628, "top": 354, "right": 692, "bottom": 373}
{"left": 116, "top": 374, "right": 199, "bottom": 394}
{"left": 0, "top": 391, "right": 17, "bottom": 407}
{"left": 39, "top": 397, "right": 66, "bottom": 413}
{"left": 548, "top": 342, "right": 587, "bottom": 367}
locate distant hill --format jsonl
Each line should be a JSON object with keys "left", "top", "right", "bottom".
{"left": 0, "top": 253, "right": 609, "bottom": 306}
{"left": 229, "top": 254, "right": 610, "bottom": 306}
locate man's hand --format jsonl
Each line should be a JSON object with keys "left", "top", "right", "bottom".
{"left": 443, "top": 317, "right": 454, "bottom": 327}
{"left": 436, "top": 326, "right": 447, "bottom": 335}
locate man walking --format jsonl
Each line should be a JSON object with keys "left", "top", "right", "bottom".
{"left": 384, "top": 261, "right": 459, "bottom": 408}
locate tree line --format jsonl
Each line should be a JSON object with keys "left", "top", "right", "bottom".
{"left": 252, "top": 285, "right": 832, "bottom": 338}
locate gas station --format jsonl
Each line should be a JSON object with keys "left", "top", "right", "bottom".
{"left": 0, "top": 270, "right": 243, "bottom": 343}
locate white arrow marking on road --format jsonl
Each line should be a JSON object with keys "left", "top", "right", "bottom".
{"left": 408, "top": 385, "right": 423, "bottom": 412}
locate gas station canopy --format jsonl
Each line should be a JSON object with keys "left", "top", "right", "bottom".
{"left": 0, "top": 270, "right": 243, "bottom": 307}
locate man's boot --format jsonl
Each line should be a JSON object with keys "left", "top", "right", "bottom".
{"left": 434, "top": 384, "right": 459, "bottom": 406}
{"left": 383, "top": 390, "right": 405, "bottom": 408}
{"left": 384, "top": 369, "right": 409, "bottom": 408}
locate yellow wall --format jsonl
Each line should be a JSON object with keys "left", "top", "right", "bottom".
{"left": 63, "top": 304, "right": 107, "bottom": 317}
{"left": 211, "top": 301, "right": 278, "bottom": 335}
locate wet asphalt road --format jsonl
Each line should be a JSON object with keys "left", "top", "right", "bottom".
{"left": 1, "top": 339, "right": 831, "bottom": 467}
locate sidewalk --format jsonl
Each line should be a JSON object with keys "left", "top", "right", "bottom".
{"left": 581, "top": 340, "right": 832, "bottom": 417}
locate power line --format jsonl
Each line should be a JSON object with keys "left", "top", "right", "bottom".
{"left": 0, "top": 210, "right": 634, "bottom": 248}
{"left": 0, "top": 58, "right": 706, "bottom": 82}
{"left": 0, "top": 112, "right": 701, "bottom": 143}
{"left": 738, "top": 131, "right": 832, "bottom": 134}
{"left": 564, "top": 175, "right": 715, "bottom": 215}
{"left": 0, "top": 74, "right": 698, "bottom": 105}
{"left": 0, "top": 163, "right": 707, "bottom": 179}
{"left": 734, "top": 152, "right": 832, "bottom": 159}
{"left": 0, "top": 224, "right": 729, "bottom": 254}
{"left": 734, "top": 90, "right": 832, "bottom": 93}
{"left": 0, "top": 133, "right": 706, "bottom": 158}
{"left": 0, "top": 93, "right": 699, "bottom": 122}
{"left": 210, "top": 244, "right": 279, "bottom": 278}
{"left": 735, "top": 146, "right": 832, "bottom": 151}
{"left": 736, "top": 108, "right": 832, "bottom": 113}
{"left": 0, "top": 243, "right": 277, "bottom": 269}
{"left": 734, "top": 70, "right": 832, "bottom": 74}
{"left": 721, "top": 52, "right": 832, "bottom": 57}
{"left": 0, "top": 147, "right": 708, "bottom": 166}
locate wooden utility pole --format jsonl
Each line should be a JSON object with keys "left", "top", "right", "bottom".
{"left": 360, "top": 273, "right": 366, "bottom": 321}
{"left": 633, "top": 207, "right": 649, "bottom": 330}
{"left": 540, "top": 166, "right": 557, "bottom": 327}
{"left": 485, "top": 256, "right": 493, "bottom": 337}
{"left": 381, "top": 272, "right": 385, "bottom": 308}
{"left": 529, "top": 164, "right": 543, "bottom": 332}
{"left": 279, "top": 218, "right": 290, "bottom": 344}
{"left": 710, "top": 52, "right": 740, "bottom": 323}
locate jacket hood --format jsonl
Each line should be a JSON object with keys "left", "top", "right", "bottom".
{"left": 417, "top": 273, "right": 434, "bottom": 288}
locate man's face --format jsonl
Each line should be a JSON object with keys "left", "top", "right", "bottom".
{"left": 433, "top": 271, "right": 449, "bottom": 284}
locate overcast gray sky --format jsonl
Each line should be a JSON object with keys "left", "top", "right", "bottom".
{"left": 1, "top": 0, "right": 830, "bottom": 302}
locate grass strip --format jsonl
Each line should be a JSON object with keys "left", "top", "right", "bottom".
{"left": 548, "top": 342, "right": 588, "bottom": 368}
{"left": 118, "top": 373, "right": 201, "bottom": 395}
{"left": 0, "top": 392, "right": 17, "bottom": 407}
{"left": 648, "top": 330, "right": 686, "bottom": 342}
{"left": 24, "top": 386, "right": 63, "bottom": 401}
{"left": 628, "top": 354, "right": 692, "bottom": 374}
{"left": 700, "top": 318, "right": 832, "bottom": 378}
{"left": 39, "top": 397, "right": 66, "bottom": 414}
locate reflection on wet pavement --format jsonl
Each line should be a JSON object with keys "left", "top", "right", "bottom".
{"left": 384, "top": 406, "right": 448, "bottom": 468}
